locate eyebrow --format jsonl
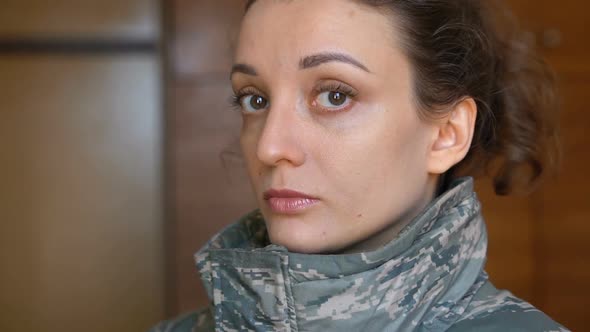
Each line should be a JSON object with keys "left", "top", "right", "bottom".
{"left": 230, "top": 63, "right": 258, "bottom": 78}
{"left": 300, "top": 52, "right": 371, "bottom": 73}
{"left": 230, "top": 52, "right": 371, "bottom": 79}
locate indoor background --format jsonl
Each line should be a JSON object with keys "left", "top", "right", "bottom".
{"left": 0, "top": 0, "right": 588, "bottom": 331}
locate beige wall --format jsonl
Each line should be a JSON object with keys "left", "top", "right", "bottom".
{"left": 0, "top": 1, "right": 164, "bottom": 331}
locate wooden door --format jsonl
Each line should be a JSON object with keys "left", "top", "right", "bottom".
{"left": 164, "top": 0, "right": 253, "bottom": 315}
{"left": 164, "top": 1, "right": 590, "bottom": 330}
{"left": 0, "top": 1, "right": 164, "bottom": 331}
{"left": 530, "top": 1, "right": 590, "bottom": 328}
{"left": 480, "top": 1, "right": 590, "bottom": 330}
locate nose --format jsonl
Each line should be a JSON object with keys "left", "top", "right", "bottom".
{"left": 256, "top": 102, "right": 306, "bottom": 167}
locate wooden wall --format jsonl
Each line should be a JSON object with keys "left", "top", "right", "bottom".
{"left": 163, "top": 1, "right": 590, "bottom": 330}
{"left": 483, "top": 1, "right": 590, "bottom": 329}
{"left": 0, "top": 1, "right": 165, "bottom": 331}
{"left": 164, "top": 0, "right": 256, "bottom": 315}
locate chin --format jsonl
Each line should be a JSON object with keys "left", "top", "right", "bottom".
{"left": 267, "top": 224, "right": 331, "bottom": 254}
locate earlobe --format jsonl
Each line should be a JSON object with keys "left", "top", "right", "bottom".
{"left": 427, "top": 98, "right": 477, "bottom": 174}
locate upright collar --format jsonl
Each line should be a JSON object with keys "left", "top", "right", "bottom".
{"left": 195, "top": 177, "right": 488, "bottom": 331}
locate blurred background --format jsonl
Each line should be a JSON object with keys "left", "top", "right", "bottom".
{"left": 0, "top": 0, "right": 588, "bottom": 331}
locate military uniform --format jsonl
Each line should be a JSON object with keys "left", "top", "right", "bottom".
{"left": 150, "top": 178, "right": 568, "bottom": 331}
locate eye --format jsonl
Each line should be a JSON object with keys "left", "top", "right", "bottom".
{"left": 325, "top": 91, "right": 347, "bottom": 104}
{"left": 312, "top": 82, "right": 357, "bottom": 112}
{"left": 240, "top": 94, "right": 269, "bottom": 113}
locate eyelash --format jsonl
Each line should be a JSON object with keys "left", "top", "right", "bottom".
{"left": 229, "top": 87, "right": 262, "bottom": 111}
{"left": 313, "top": 82, "right": 358, "bottom": 98}
{"left": 229, "top": 81, "right": 359, "bottom": 113}
{"left": 311, "top": 81, "right": 358, "bottom": 113}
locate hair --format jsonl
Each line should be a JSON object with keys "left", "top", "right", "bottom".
{"left": 244, "top": 0, "right": 560, "bottom": 195}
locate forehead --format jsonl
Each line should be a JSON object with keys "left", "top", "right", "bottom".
{"left": 236, "top": 0, "right": 399, "bottom": 69}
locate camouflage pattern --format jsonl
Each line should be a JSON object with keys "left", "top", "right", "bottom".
{"left": 150, "top": 177, "right": 568, "bottom": 331}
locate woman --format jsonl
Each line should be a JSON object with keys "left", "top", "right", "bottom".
{"left": 153, "top": 0, "right": 567, "bottom": 330}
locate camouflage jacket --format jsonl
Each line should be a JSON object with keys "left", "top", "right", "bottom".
{"left": 151, "top": 178, "right": 568, "bottom": 331}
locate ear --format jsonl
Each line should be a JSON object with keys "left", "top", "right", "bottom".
{"left": 427, "top": 98, "right": 477, "bottom": 174}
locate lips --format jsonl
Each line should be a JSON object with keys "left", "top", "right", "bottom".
{"left": 263, "top": 189, "right": 319, "bottom": 214}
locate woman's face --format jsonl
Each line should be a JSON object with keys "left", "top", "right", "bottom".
{"left": 231, "top": 0, "right": 440, "bottom": 254}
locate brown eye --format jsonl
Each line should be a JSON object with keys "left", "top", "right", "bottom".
{"left": 315, "top": 90, "right": 352, "bottom": 111}
{"left": 241, "top": 94, "right": 269, "bottom": 113}
{"left": 328, "top": 92, "right": 346, "bottom": 106}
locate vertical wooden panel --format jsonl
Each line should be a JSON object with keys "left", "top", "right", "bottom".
{"left": 171, "top": 81, "right": 256, "bottom": 313}
{"left": 483, "top": 5, "right": 590, "bottom": 331}
{"left": 533, "top": 72, "right": 590, "bottom": 331}
{"left": 167, "top": 0, "right": 253, "bottom": 314}
{"left": 507, "top": 2, "right": 590, "bottom": 330}
{"left": 0, "top": 56, "right": 164, "bottom": 332}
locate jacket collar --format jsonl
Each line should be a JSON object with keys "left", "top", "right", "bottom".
{"left": 195, "top": 177, "right": 488, "bottom": 331}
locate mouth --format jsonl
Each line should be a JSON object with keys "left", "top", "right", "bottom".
{"left": 263, "top": 189, "right": 320, "bottom": 214}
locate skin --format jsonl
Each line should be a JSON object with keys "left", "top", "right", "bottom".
{"left": 230, "top": 0, "right": 476, "bottom": 254}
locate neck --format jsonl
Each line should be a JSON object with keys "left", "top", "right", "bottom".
{"left": 195, "top": 177, "right": 487, "bottom": 332}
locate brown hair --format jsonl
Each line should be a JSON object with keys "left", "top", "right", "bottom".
{"left": 245, "top": 0, "right": 560, "bottom": 195}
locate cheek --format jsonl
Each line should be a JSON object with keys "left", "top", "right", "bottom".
{"left": 370, "top": 120, "right": 430, "bottom": 190}
{"left": 240, "top": 119, "right": 264, "bottom": 183}
{"left": 319, "top": 108, "right": 430, "bottom": 211}
{"left": 239, "top": 128, "right": 256, "bottom": 163}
